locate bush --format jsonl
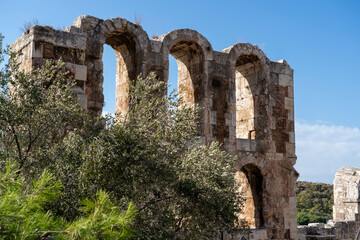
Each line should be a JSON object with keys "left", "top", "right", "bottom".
{"left": 296, "top": 181, "right": 333, "bottom": 225}
{"left": 0, "top": 34, "right": 243, "bottom": 239}
{"left": 0, "top": 161, "right": 136, "bottom": 239}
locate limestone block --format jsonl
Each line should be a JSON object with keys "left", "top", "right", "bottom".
{"left": 269, "top": 61, "right": 286, "bottom": 74}
{"left": 285, "top": 97, "right": 294, "bottom": 110}
{"left": 76, "top": 94, "right": 87, "bottom": 109}
{"left": 31, "top": 42, "right": 43, "bottom": 58}
{"left": 265, "top": 140, "right": 276, "bottom": 153}
{"left": 236, "top": 138, "right": 251, "bottom": 151}
{"left": 289, "top": 132, "right": 295, "bottom": 144}
{"left": 288, "top": 109, "right": 294, "bottom": 121}
{"left": 270, "top": 72, "right": 279, "bottom": 84}
{"left": 210, "top": 111, "right": 217, "bottom": 125}
{"left": 64, "top": 26, "right": 82, "bottom": 34}
{"left": 284, "top": 207, "right": 291, "bottom": 229}
{"left": 265, "top": 152, "right": 284, "bottom": 160}
{"left": 228, "top": 126, "right": 236, "bottom": 139}
{"left": 223, "top": 138, "right": 236, "bottom": 153}
{"left": 286, "top": 143, "right": 296, "bottom": 155}
{"left": 255, "top": 140, "right": 265, "bottom": 153}
{"left": 249, "top": 229, "right": 268, "bottom": 239}
{"left": 289, "top": 196, "right": 296, "bottom": 208}
{"left": 277, "top": 59, "right": 289, "bottom": 66}
{"left": 224, "top": 113, "right": 231, "bottom": 126}
{"left": 150, "top": 40, "right": 162, "bottom": 53}
{"left": 111, "top": 18, "right": 127, "bottom": 31}
{"left": 250, "top": 139, "right": 257, "bottom": 151}
{"left": 288, "top": 86, "right": 294, "bottom": 98}
{"left": 75, "top": 64, "right": 87, "bottom": 81}
{"left": 285, "top": 67, "right": 294, "bottom": 76}
{"left": 102, "top": 20, "right": 116, "bottom": 33}
{"left": 72, "top": 15, "right": 101, "bottom": 31}
{"left": 279, "top": 73, "right": 293, "bottom": 87}
{"left": 214, "top": 52, "right": 228, "bottom": 66}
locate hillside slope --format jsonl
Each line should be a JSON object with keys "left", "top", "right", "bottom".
{"left": 296, "top": 181, "right": 334, "bottom": 225}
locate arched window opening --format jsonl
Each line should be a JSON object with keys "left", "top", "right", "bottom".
{"left": 235, "top": 54, "right": 260, "bottom": 139}
{"left": 236, "top": 164, "right": 264, "bottom": 229}
{"left": 105, "top": 31, "right": 137, "bottom": 116}
{"left": 168, "top": 54, "right": 178, "bottom": 99}
{"left": 169, "top": 41, "right": 204, "bottom": 106}
{"left": 102, "top": 44, "right": 116, "bottom": 115}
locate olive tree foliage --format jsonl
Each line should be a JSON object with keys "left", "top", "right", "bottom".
{"left": 0, "top": 33, "right": 244, "bottom": 239}
{"left": 0, "top": 34, "right": 135, "bottom": 239}
{"left": 77, "top": 73, "right": 244, "bottom": 239}
{"left": 0, "top": 35, "right": 101, "bottom": 174}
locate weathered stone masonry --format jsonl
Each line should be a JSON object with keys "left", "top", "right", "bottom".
{"left": 11, "top": 15, "right": 297, "bottom": 240}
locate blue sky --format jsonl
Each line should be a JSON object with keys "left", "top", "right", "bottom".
{"left": 1, "top": 0, "right": 359, "bottom": 183}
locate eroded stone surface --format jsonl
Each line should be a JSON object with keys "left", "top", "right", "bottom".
{"left": 334, "top": 167, "right": 360, "bottom": 222}
{"left": 11, "top": 15, "right": 297, "bottom": 240}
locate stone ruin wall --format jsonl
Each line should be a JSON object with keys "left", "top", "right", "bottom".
{"left": 12, "top": 15, "right": 298, "bottom": 240}
{"left": 333, "top": 167, "right": 360, "bottom": 223}
{"left": 298, "top": 167, "right": 360, "bottom": 240}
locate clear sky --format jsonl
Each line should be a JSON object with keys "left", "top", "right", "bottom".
{"left": 1, "top": 0, "right": 359, "bottom": 184}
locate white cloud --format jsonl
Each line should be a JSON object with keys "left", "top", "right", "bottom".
{"left": 294, "top": 122, "right": 360, "bottom": 184}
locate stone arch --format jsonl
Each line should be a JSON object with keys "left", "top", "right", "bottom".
{"left": 223, "top": 43, "right": 267, "bottom": 66}
{"left": 160, "top": 30, "right": 213, "bottom": 102}
{"left": 236, "top": 163, "right": 265, "bottom": 229}
{"left": 96, "top": 18, "right": 150, "bottom": 116}
{"left": 95, "top": 18, "right": 150, "bottom": 52}
{"left": 159, "top": 29, "right": 213, "bottom": 61}
{"left": 103, "top": 29, "right": 138, "bottom": 115}
{"left": 74, "top": 16, "right": 151, "bottom": 116}
{"left": 169, "top": 40, "right": 204, "bottom": 105}
{"left": 224, "top": 43, "right": 269, "bottom": 140}
{"left": 159, "top": 30, "right": 212, "bottom": 135}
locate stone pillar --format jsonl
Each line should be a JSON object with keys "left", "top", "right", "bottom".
{"left": 333, "top": 167, "right": 360, "bottom": 221}
{"left": 10, "top": 25, "right": 88, "bottom": 109}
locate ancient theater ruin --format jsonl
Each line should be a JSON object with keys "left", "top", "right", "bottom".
{"left": 11, "top": 15, "right": 297, "bottom": 240}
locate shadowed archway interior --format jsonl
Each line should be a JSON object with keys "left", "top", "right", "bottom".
{"left": 236, "top": 164, "right": 265, "bottom": 229}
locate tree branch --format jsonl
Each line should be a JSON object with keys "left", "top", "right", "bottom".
{"left": 139, "top": 195, "right": 175, "bottom": 211}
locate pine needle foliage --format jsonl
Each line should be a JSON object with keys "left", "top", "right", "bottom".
{"left": 0, "top": 160, "right": 136, "bottom": 239}
{"left": 67, "top": 191, "right": 137, "bottom": 239}
{"left": 0, "top": 160, "right": 64, "bottom": 239}
{"left": 0, "top": 46, "right": 90, "bottom": 173}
